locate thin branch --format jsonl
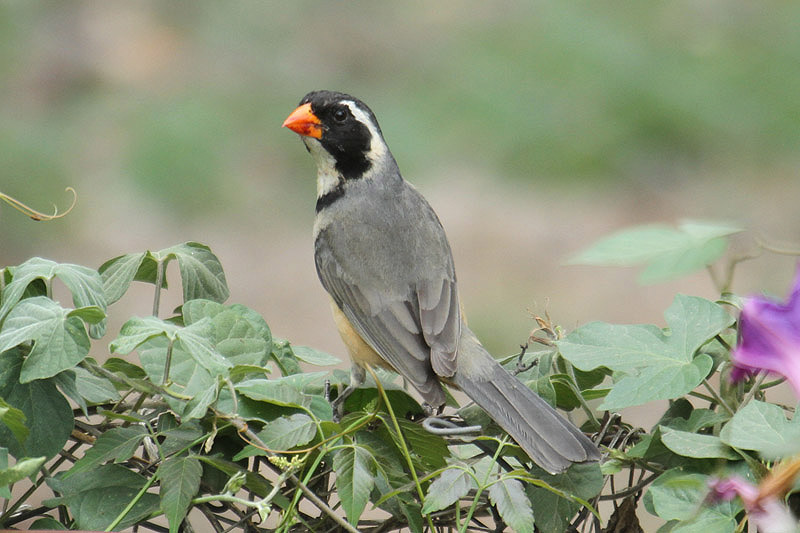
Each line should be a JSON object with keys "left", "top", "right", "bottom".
{"left": 597, "top": 472, "right": 659, "bottom": 501}
{"left": 740, "top": 371, "right": 770, "bottom": 408}
{"left": 702, "top": 379, "right": 735, "bottom": 416}
{"left": 229, "top": 418, "right": 361, "bottom": 533}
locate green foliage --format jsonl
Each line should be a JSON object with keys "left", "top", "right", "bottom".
{"left": 558, "top": 294, "right": 734, "bottom": 410}
{"left": 0, "top": 225, "right": 798, "bottom": 532}
{"left": 719, "top": 400, "right": 800, "bottom": 459}
{"left": 157, "top": 456, "right": 203, "bottom": 533}
{"left": 568, "top": 220, "right": 743, "bottom": 283}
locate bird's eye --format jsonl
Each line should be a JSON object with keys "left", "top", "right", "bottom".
{"left": 333, "top": 109, "right": 347, "bottom": 123}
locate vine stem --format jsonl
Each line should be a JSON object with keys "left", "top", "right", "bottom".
{"left": 0, "top": 187, "right": 77, "bottom": 221}
{"left": 152, "top": 259, "right": 165, "bottom": 317}
{"left": 459, "top": 437, "right": 507, "bottom": 533}
{"left": 702, "top": 378, "right": 735, "bottom": 416}
{"left": 105, "top": 472, "right": 158, "bottom": 531}
{"left": 162, "top": 339, "right": 174, "bottom": 386}
{"left": 231, "top": 418, "right": 360, "bottom": 533}
{"left": 740, "top": 371, "right": 769, "bottom": 408}
{"left": 366, "top": 364, "right": 437, "bottom": 532}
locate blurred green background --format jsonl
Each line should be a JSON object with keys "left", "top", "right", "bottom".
{"left": 3, "top": 1, "right": 800, "bottom": 359}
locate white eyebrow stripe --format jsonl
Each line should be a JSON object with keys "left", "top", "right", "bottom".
{"left": 341, "top": 100, "right": 387, "bottom": 163}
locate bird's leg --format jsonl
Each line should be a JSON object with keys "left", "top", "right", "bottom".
{"left": 331, "top": 364, "right": 365, "bottom": 422}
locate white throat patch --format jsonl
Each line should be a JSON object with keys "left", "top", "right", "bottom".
{"left": 302, "top": 136, "right": 340, "bottom": 199}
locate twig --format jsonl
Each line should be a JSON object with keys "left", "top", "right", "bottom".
{"left": 702, "top": 378, "right": 735, "bottom": 416}
{"left": 740, "top": 371, "right": 770, "bottom": 408}
{"left": 231, "top": 418, "right": 361, "bottom": 533}
{"left": 597, "top": 472, "right": 659, "bottom": 501}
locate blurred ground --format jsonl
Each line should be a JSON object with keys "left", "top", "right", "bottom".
{"left": 3, "top": 2, "right": 800, "bottom": 529}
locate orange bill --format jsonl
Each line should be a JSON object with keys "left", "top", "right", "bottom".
{"left": 282, "top": 102, "right": 323, "bottom": 139}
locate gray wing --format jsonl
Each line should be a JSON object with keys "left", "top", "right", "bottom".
{"left": 314, "top": 186, "right": 461, "bottom": 405}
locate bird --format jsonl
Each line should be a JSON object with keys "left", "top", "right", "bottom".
{"left": 282, "top": 90, "right": 599, "bottom": 474}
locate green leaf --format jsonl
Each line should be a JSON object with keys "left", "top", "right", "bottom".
{"left": 257, "top": 413, "right": 317, "bottom": 451}
{"left": 0, "top": 296, "right": 91, "bottom": 383}
{"left": 334, "top": 445, "right": 374, "bottom": 525}
{"left": 720, "top": 400, "right": 800, "bottom": 458}
{"left": 98, "top": 252, "right": 150, "bottom": 305}
{"left": 0, "top": 397, "right": 28, "bottom": 444}
{"left": 395, "top": 418, "right": 450, "bottom": 469}
{"left": 0, "top": 347, "right": 72, "bottom": 459}
{"left": 372, "top": 466, "right": 423, "bottom": 533}
{"left": 557, "top": 295, "right": 733, "bottom": 409}
{"left": 158, "top": 423, "right": 204, "bottom": 457}
{"left": 110, "top": 315, "right": 180, "bottom": 354}
{"left": 112, "top": 315, "right": 231, "bottom": 379}
{"left": 665, "top": 408, "right": 730, "bottom": 433}
{"left": 0, "top": 258, "right": 108, "bottom": 338}
{"left": 646, "top": 469, "right": 707, "bottom": 521}
{"left": 528, "top": 462, "right": 603, "bottom": 533}
{"left": 196, "top": 455, "right": 279, "bottom": 501}
{"left": 344, "top": 387, "right": 424, "bottom": 419}
{"left": 103, "top": 357, "right": 147, "bottom": 379}
{"left": 184, "top": 383, "right": 219, "bottom": 420}
{"left": 182, "top": 300, "right": 272, "bottom": 366}
{"left": 45, "top": 464, "right": 160, "bottom": 531}
{"left": 568, "top": 220, "right": 743, "bottom": 283}
{"left": 158, "top": 242, "right": 229, "bottom": 303}
{"left": 0, "top": 454, "right": 46, "bottom": 487}
{"left": 138, "top": 337, "right": 216, "bottom": 418}
{"left": 66, "top": 426, "right": 148, "bottom": 478}
{"left": 604, "top": 354, "right": 714, "bottom": 412}
{"left": 421, "top": 467, "right": 476, "bottom": 514}
{"left": 290, "top": 345, "right": 341, "bottom": 366}
{"left": 29, "top": 517, "right": 67, "bottom": 530}
{"left": 100, "top": 244, "right": 228, "bottom": 306}
{"left": 659, "top": 427, "right": 739, "bottom": 460}
{"left": 54, "top": 263, "right": 108, "bottom": 338}
{"left": 270, "top": 338, "right": 303, "bottom": 375}
{"left": 235, "top": 378, "right": 311, "bottom": 409}
{"left": 176, "top": 317, "right": 233, "bottom": 375}
{"left": 68, "top": 305, "right": 106, "bottom": 324}
{"left": 72, "top": 365, "right": 121, "bottom": 403}
{"left": 645, "top": 468, "right": 738, "bottom": 528}
{"left": 52, "top": 371, "right": 88, "bottom": 417}
{"left": 489, "top": 477, "right": 534, "bottom": 533}
{"left": 158, "top": 455, "right": 202, "bottom": 533}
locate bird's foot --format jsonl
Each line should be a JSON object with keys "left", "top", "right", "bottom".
{"left": 421, "top": 402, "right": 444, "bottom": 417}
{"left": 331, "top": 396, "right": 345, "bottom": 423}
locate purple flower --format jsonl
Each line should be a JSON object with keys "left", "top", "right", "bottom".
{"left": 708, "top": 476, "right": 798, "bottom": 533}
{"left": 731, "top": 265, "right": 800, "bottom": 397}
{"left": 708, "top": 476, "right": 759, "bottom": 504}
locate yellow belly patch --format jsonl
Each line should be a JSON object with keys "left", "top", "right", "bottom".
{"left": 330, "top": 300, "right": 394, "bottom": 372}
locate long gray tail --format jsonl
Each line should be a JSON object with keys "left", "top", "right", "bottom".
{"left": 451, "top": 328, "right": 599, "bottom": 474}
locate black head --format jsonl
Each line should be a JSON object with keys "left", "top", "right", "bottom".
{"left": 285, "top": 90, "right": 386, "bottom": 179}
